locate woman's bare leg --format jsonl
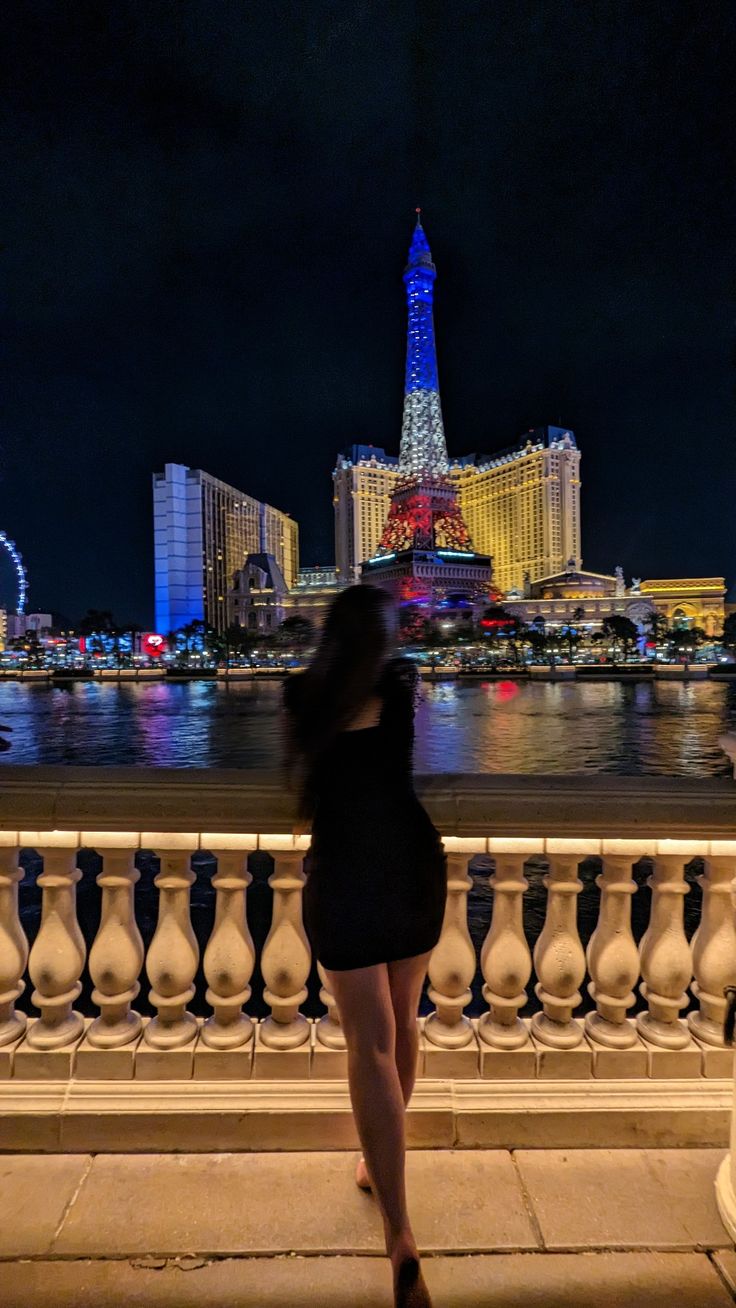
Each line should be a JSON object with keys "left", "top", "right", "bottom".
{"left": 323, "top": 962, "right": 412, "bottom": 1246}
{"left": 388, "top": 950, "right": 433, "bottom": 1106}
{"left": 355, "top": 950, "right": 432, "bottom": 1187}
{"left": 325, "top": 957, "right": 433, "bottom": 1304}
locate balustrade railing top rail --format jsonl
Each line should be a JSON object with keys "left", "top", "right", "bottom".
{"left": 0, "top": 766, "right": 735, "bottom": 838}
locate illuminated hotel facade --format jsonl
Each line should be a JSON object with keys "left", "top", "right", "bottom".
{"left": 500, "top": 567, "right": 726, "bottom": 637}
{"left": 449, "top": 426, "right": 581, "bottom": 594}
{"left": 333, "top": 445, "right": 399, "bottom": 583}
{"left": 153, "top": 462, "right": 298, "bottom": 635}
{"left": 333, "top": 425, "right": 581, "bottom": 593}
{"left": 637, "top": 578, "right": 726, "bottom": 637}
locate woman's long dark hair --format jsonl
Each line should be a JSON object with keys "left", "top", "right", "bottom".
{"left": 283, "top": 584, "right": 397, "bottom": 815}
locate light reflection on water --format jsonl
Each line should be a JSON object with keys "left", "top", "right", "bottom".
{"left": 0, "top": 676, "right": 734, "bottom": 773}
{"left": 414, "top": 677, "right": 735, "bottom": 776}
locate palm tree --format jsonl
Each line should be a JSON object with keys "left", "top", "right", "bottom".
{"left": 601, "top": 614, "right": 639, "bottom": 663}
{"left": 179, "top": 622, "right": 198, "bottom": 666}
{"left": 162, "top": 629, "right": 180, "bottom": 665}
{"left": 78, "top": 608, "right": 116, "bottom": 636}
{"left": 277, "top": 614, "right": 315, "bottom": 651}
{"left": 559, "top": 607, "right": 586, "bottom": 663}
{"left": 669, "top": 625, "right": 706, "bottom": 667}
{"left": 721, "top": 613, "right": 736, "bottom": 649}
{"left": 478, "top": 605, "right": 520, "bottom": 666}
{"left": 523, "top": 622, "right": 549, "bottom": 665}
{"left": 643, "top": 609, "right": 668, "bottom": 656}
{"left": 25, "top": 631, "right": 42, "bottom": 668}
{"left": 109, "top": 625, "right": 124, "bottom": 669}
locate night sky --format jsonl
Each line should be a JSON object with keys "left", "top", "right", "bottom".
{"left": 2, "top": 1, "right": 734, "bottom": 627}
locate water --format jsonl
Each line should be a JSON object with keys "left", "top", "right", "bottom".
{"left": 1, "top": 676, "right": 734, "bottom": 774}
{"left": 5, "top": 676, "right": 731, "bottom": 1019}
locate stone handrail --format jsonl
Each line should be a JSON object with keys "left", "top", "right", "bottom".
{"left": 1, "top": 765, "right": 736, "bottom": 836}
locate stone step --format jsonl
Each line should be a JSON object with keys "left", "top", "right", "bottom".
{"left": 1, "top": 1251, "right": 734, "bottom": 1307}
{"left": 0, "top": 1075, "right": 730, "bottom": 1152}
{"left": 2, "top": 1148, "right": 730, "bottom": 1261}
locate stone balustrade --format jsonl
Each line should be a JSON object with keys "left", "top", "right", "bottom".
{"left": 0, "top": 766, "right": 735, "bottom": 1152}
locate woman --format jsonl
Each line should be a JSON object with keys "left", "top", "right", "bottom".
{"left": 282, "top": 583, "right": 446, "bottom": 1308}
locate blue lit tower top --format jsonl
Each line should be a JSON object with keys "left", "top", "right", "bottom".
{"left": 398, "top": 211, "right": 449, "bottom": 480}
{"left": 377, "top": 213, "right": 474, "bottom": 555}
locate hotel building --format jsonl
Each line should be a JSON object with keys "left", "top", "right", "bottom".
{"left": 501, "top": 566, "right": 726, "bottom": 637}
{"left": 229, "top": 560, "right": 342, "bottom": 636}
{"left": 333, "top": 426, "right": 581, "bottom": 594}
{"left": 153, "top": 463, "right": 298, "bottom": 634}
{"left": 333, "top": 445, "right": 399, "bottom": 584}
{"left": 637, "top": 578, "right": 726, "bottom": 637}
{"left": 449, "top": 426, "right": 581, "bottom": 594}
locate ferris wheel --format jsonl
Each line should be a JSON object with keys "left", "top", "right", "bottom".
{"left": 0, "top": 531, "right": 28, "bottom": 614}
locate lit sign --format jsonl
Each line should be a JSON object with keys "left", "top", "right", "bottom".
{"left": 142, "top": 632, "right": 167, "bottom": 658}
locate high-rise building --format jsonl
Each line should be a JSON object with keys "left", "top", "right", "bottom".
{"left": 153, "top": 463, "right": 298, "bottom": 634}
{"left": 449, "top": 426, "right": 581, "bottom": 594}
{"left": 333, "top": 425, "right": 582, "bottom": 597}
{"left": 333, "top": 445, "right": 398, "bottom": 583}
{"left": 362, "top": 215, "right": 493, "bottom": 611}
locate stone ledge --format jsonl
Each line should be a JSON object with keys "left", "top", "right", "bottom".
{"left": 2, "top": 1017, "right": 723, "bottom": 1083}
{"left": 2, "top": 764, "right": 736, "bottom": 839}
{"left": 0, "top": 1077, "right": 728, "bottom": 1153}
{"left": 0, "top": 1252, "right": 731, "bottom": 1308}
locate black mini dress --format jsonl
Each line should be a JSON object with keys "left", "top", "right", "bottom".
{"left": 283, "top": 657, "right": 448, "bottom": 971}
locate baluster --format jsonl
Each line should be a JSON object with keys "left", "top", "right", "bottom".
{"left": 26, "top": 840, "right": 86, "bottom": 1048}
{"left": 86, "top": 839, "right": 144, "bottom": 1047}
{"left": 143, "top": 841, "right": 199, "bottom": 1049}
{"left": 315, "top": 959, "right": 346, "bottom": 1049}
{"left": 715, "top": 862, "right": 736, "bottom": 1241}
{"left": 585, "top": 849, "right": 640, "bottom": 1048}
{"left": 259, "top": 851, "right": 311, "bottom": 1049}
{"left": 201, "top": 848, "right": 255, "bottom": 1049}
{"left": 0, "top": 844, "right": 29, "bottom": 1047}
{"left": 688, "top": 849, "right": 736, "bottom": 1047}
{"left": 477, "top": 848, "right": 532, "bottom": 1050}
{"left": 424, "top": 852, "right": 474, "bottom": 1049}
{"left": 531, "top": 846, "right": 587, "bottom": 1049}
{"left": 636, "top": 851, "right": 692, "bottom": 1049}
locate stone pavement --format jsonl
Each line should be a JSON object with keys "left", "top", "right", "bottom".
{"left": 1, "top": 1148, "right": 735, "bottom": 1306}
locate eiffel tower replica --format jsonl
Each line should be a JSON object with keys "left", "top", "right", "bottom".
{"left": 362, "top": 213, "right": 495, "bottom": 612}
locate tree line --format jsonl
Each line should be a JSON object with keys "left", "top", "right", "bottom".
{"left": 5, "top": 605, "right": 735, "bottom": 668}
